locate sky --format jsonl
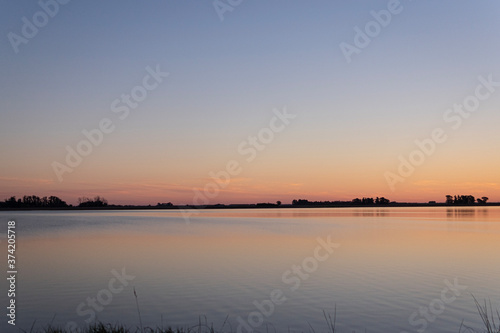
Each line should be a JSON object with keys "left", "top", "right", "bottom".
{"left": 1, "top": 0, "right": 500, "bottom": 205}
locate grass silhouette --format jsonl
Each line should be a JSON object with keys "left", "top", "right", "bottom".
{"left": 20, "top": 297, "right": 499, "bottom": 333}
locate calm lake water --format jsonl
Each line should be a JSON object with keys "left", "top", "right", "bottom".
{"left": 1, "top": 207, "right": 500, "bottom": 332}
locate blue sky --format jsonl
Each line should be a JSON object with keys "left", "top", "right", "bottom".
{"left": 2, "top": 1, "right": 500, "bottom": 204}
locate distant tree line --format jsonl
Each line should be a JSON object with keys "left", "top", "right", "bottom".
{"left": 445, "top": 195, "right": 488, "bottom": 205}
{"left": 0, "top": 195, "right": 68, "bottom": 208}
{"left": 156, "top": 202, "right": 173, "bottom": 207}
{"left": 0, "top": 194, "right": 493, "bottom": 209}
{"left": 352, "top": 197, "right": 390, "bottom": 205}
{"left": 255, "top": 202, "right": 280, "bottom": 208}
{"left": 292, "top": 197, "right": 391, "bottom": 207}
{"left": 77, "top": 196, "right": 108, "bottom": 207}
{"left": 0, "top": 195, "right": 110, "bottom": 208}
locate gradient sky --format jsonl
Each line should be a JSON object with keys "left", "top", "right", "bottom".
{"left": 1, "top": 0, "right": 500, "bottom": 205}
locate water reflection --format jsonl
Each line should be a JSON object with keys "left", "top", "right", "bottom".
{"left": 446, "top": 208, "right": 489, "bottom": 219}
{"left": 1, "top": 207, "right": 500, "bottom": 333}
{"left": 173, "top": 206, "right": 498, "bottom": 221}
{"left": 352, "top": 209, "right": 389, "bottom": 217}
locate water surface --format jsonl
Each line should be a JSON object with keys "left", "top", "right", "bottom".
{"left": 1, "top": 207, "right": 499, "bottom": 332}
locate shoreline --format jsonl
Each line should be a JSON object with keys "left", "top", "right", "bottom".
{"left": 1, "top": 202, "right": 500, "bottom": 211}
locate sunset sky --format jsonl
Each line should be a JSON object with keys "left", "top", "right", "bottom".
{"left": 1, "top": 1, "right": 500, "bottom": 205}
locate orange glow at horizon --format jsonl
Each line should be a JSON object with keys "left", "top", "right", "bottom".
{"left": 1, "top": 138, "right": 499, "bottom": 205}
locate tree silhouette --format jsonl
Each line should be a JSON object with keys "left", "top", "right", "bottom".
{"left": 378, "top": 197, "right": 390, "bottom": 204}
{"left": 362, "top": 197, "right": 374, "bottom": 205}
{"left": 1, "top": 195, "right": 67, "bottom": 208}
{"left": 78, "top": 196, "right": 108, "bottom": 207}
{"left": 477, "top": 197, "right": 489, "bottom": 204}
{"left": 446, "top": 194, "right": 478, "bottom": 205}
{"left": 445, "top": 195, "right": 453, "bottom": 205}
